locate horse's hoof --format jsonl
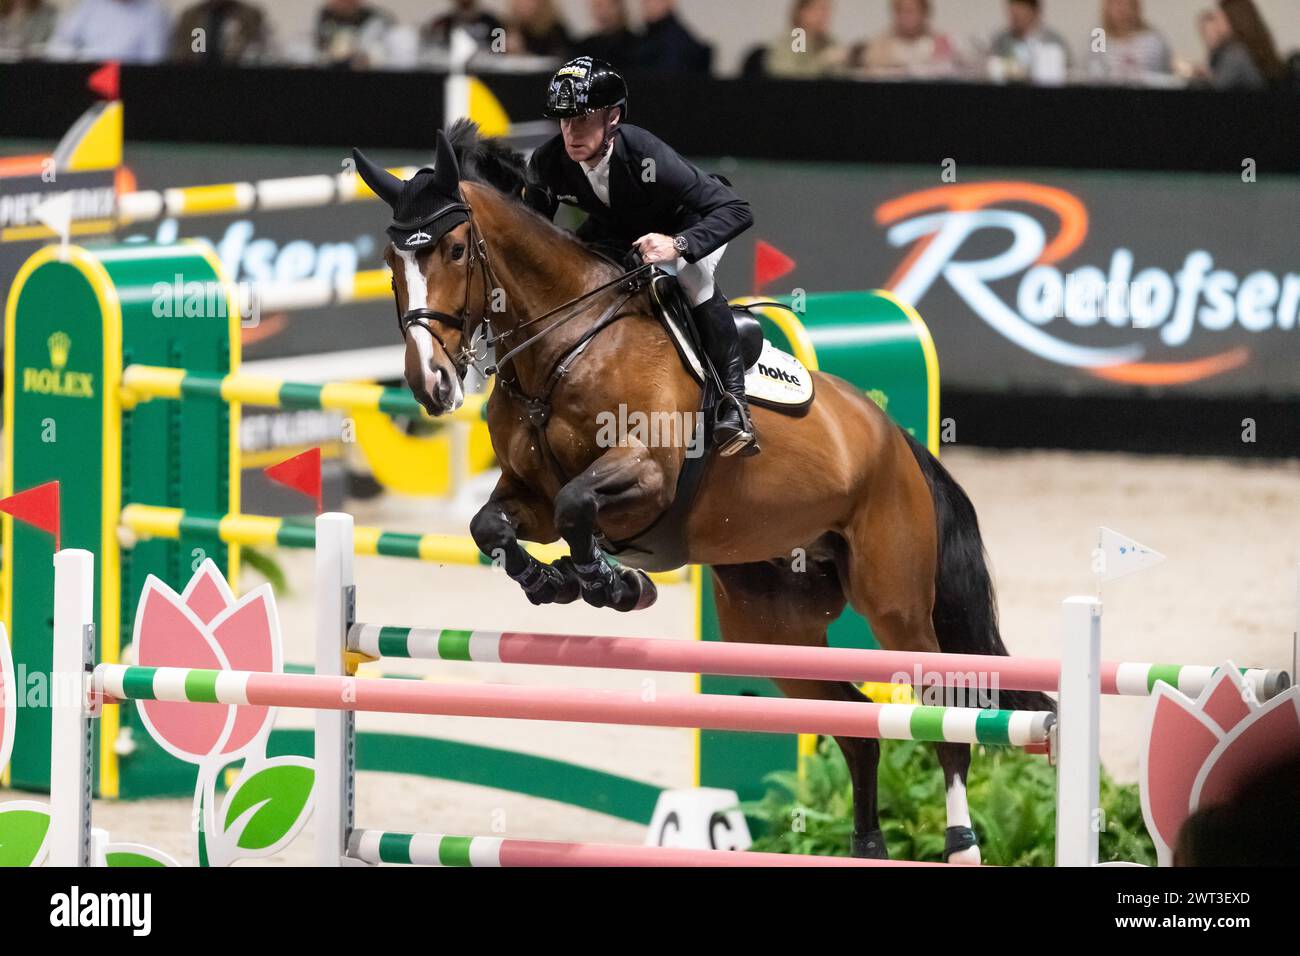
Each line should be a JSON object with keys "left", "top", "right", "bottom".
{"left": 943, "top": 826, "right": 981, "bottom": 865}
{"left": 576, "top": 563, "right": 617, "bottom": 609}
{"left": 520, "top": 560, "right": 581, "bottom": 606}
{"left": 548, "top": 557, "right": 583, "bottom": 604}
{"left": 625, "top": 569, "right": 657, "bottom": 611}
{"left": 608, "top": 568, "right": 657, "bottom": 612}
{"left": 851, "top": 828, "right": 889, "bottom": 859}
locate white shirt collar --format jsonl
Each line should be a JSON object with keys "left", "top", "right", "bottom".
{"left": 582, "top": 141, "right": 615, "bottom": 206}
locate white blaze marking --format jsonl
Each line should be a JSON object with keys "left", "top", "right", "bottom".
{"left": 395, "top": 248, "right": 465, "bottom": 411}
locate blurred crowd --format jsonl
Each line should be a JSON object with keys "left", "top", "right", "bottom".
{"left": 0, "top": 0, "right": 1296, "bottom": 92}
{"left": 758, "top": 0, "right": 1295, "bottom": 90}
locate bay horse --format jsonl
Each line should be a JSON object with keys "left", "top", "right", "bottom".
{"left": 354, "top": 122, "right": 1053, "bottom": 863}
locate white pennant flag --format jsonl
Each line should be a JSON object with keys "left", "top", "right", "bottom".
{"left": 1094, "top": 527, "right": 1165, "bottom": 583}
{"left": 34, "top": 192, "right": 73, "bottom": 248}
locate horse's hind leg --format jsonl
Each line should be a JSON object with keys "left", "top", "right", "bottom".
{"left": 837, "top": 434, "right": 982, "bottom": 864}
{"left": 711, "top": 558, "right": 889, "bottom": 859}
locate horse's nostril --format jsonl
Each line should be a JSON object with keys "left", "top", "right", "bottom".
{"left": 430, "top": 368, "right": 452, "bottom": 404}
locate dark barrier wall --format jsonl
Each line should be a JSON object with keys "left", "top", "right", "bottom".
{"left": 2, "top": 63, "right": 1298, "bottom": 456}
{"left": 4, "top": 63, "right": 1299, "bottom": 172}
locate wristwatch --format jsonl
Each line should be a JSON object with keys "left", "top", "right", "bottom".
{"left": 672, "top": 235, "right": 689, "bottom": 255}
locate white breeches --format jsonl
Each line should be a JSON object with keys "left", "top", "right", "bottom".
{"left": 673, "top": 242, "right": 728, "bottom": 307}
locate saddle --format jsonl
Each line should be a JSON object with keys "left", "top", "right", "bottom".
{"left": 648, "top": 273, "right": 814, "bottom": 414}
{"left": 599, "top": 273, "right": 815, "bottom": 571}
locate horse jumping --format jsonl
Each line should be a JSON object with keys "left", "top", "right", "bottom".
{"left": 353, "top": 122, "right": 1054, "bottom": 863}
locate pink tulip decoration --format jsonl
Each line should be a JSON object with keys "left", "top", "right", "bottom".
{"left": 1141, "top": 662, "right": 1300, "bottom": 866}
{"left": 129, "top": 561, "right": 314, "bottom": 866}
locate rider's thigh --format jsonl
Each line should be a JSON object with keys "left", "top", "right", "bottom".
{"left": 676, "top": 242, "right": 727, "bottom": 306}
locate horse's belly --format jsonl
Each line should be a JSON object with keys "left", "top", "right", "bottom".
{"left": 677, "top": 384, "right": 885, "bottom": 566}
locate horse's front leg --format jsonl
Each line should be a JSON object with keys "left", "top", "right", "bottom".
{"left": 470, "top": 473, "right": 580, "bottom": 606}
{"left": 552, "top": 446, "right": 666, "bottom": 612}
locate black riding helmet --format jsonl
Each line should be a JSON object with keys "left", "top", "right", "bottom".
{"left": 544, "top": 56, "right": 628, "bottom": 121}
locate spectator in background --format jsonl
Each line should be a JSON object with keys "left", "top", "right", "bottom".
{"left": 635, "top": 0, "right": 709, "bottom": 73}
{"left": 990, "top": 0, "right": 1070, "bottom": 83}
{"left": 47, "top": 0, "right": 172, "bottom": 62}
{"left": 1087, "top": 0, "right": 1172, "bottom": 81}
{"left": 1199, "top": 0, "right": 1285, "bottom": 91}
{"left": 0, "top": 0, "right": 58, "bottom": 57}
{"left": 858, "top": 0, "right": 959, "bottom": 78}
{"left": 577, "top": 0, "right": 639, "bottom": 71}
{"left": 171, "top": 0, "right": 272, "bottom": 65}
{"left": 316, "top": 0, "right": 392, "bottom": 67}
{"left": 765, "top": 0, "right": 849, "bottom": 79}
{"left": 504, "top": 0, "right": 571, "bottom": 58}
{"left": 422, "top": 0, "right": 503, "bottom": 50}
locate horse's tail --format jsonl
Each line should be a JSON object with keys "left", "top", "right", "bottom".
{"left": 900, "top": 428, "right": 1056, "bottom": 715}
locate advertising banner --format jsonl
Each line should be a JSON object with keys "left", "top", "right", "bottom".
{"left": 5, "top": 127, "right": 1296, "bottom": 399}
{"left": 721, "top": 162, "right": 1300, "bottom": 398}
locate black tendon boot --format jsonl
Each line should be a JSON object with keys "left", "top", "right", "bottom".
{"left": 691, "top": 290, "right": 759, "bottom": 457}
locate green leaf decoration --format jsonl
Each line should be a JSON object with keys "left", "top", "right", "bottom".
{"left": 105, "top": 845, "right": 176, "bottom": 867}
{"left": 222, "top": 760, "right": 314, "bottom": 852}
{"left": 0, "top": 804, "right": 51, "bottom": 867}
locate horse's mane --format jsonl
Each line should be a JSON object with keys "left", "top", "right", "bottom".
{"left": 446, "top": 118, "right": 529, "bottom": 196}
{"left": 444, "top": 119, "right": 617, "bottom": 277}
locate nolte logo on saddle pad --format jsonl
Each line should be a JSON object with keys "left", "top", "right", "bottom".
{"left": 21, "top": 332, "right": 94, "bottom": 398}
{"left": 757, "top": 362, "right": 801, "bottom": 385}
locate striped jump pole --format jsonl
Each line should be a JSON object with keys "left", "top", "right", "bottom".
{"left": 119, "top": 504, "right": 687, "bottom": 584}
{"left": 242, "top": 269, "right": 392, "bottom": 312}
{"left": 345, "top": 830, "right": 946, "bottom": 868}
{"left": 116, "top": 167, "right": 421, "bottom": 223}
{"left": 311, "top": 513, "right": 1057, "bottom": 868}
{"left": 348, "top": 624, "right": 1292, "bottom": 702}
{"left": 117, "top": 166, "right": 418, "bottom": 310}
{"left": 92, "top": 663, "right": 1055, "bottom": 746}
{"left": 120, "top": 364, "right": 486, "bottom": 424}
{"left": 120, "top": 362, "right": 489, "bottom": 519}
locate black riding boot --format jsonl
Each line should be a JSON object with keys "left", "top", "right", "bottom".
{"left": 691, "top": 290, "right": 759, "bottom": 457}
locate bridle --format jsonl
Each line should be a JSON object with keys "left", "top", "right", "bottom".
{"left": 394, "top": 198, "right": 651, "bottom": 387}
{"left": 395, "top": 206, "right": 496, "bottom": 378}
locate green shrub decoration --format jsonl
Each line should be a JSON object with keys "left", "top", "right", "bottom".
{"left": 742, "top": 737, "right": 1157, "bottom": 866}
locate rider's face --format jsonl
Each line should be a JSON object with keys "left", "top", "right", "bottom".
{"left": 560, "top": 108, "right": 617, "bottom": 165}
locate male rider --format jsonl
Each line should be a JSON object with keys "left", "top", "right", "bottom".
{"left": 523, "top": 56, "right": 759, "bottom": 457}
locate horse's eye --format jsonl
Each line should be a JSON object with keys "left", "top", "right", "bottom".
{"left": 450, "top": 244, "right": 466, "bottom": 261}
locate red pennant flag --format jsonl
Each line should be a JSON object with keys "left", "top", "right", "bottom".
{"left": 87, "top": 62, "right": 120, "bottom": 101}
{"left": 0, "top": 481, "right": 60, "bottom": 550}
{"left": 753, "top": 240, "right": 796, "bottom": 294}
{"left": 264, "top": 448, "right": 322, "bottom": 514}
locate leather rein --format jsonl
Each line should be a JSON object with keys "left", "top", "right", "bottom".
{"left": 395, "top": 204, "right": 652, "bottom": 418}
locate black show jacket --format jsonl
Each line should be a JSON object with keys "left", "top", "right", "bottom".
{"left": 524, "top": 124, "right": 752, "bottom": 263}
